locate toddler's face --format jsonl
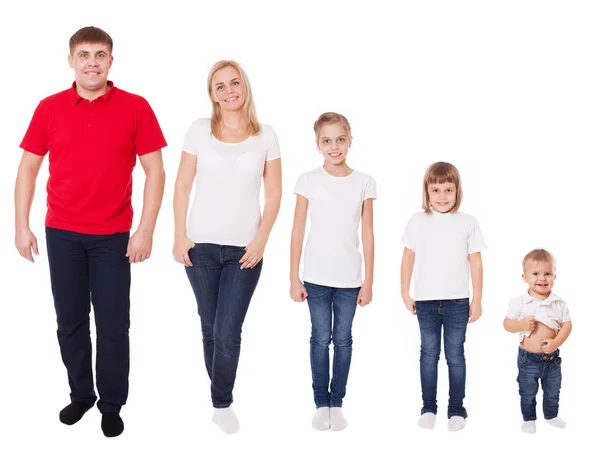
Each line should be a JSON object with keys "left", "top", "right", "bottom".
{"left": 427, "top": 182, "right": 456, "bottom": 213}
{"left": 522, "top": 260, "right": 555, "bottom": 299}
{"left": 317, "top": 123, "right": 351, "bottom": 165}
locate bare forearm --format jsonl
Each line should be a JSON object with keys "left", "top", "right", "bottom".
{"left": 137, "top": 169, "right": 165, "bottom": 234}
{"left": 255, "top": 193, "right": 282, "bottom": 242}
{"left": 173, "top": 183, "right": 192, "bottom": 238}
{"left": 400, "top": 250, "right": 415, "bottom": 299}
{"left": 469, "top": 253, "right": 483, "bottom": 302}
{"left": 15, "top": 171, "right": 36, "bottom": 230}
{"left": 503, "top": 317, "right": 522, "bottom": 333}
{"left": 289, "top": 226, "right": 305, "bottom": 281}
{"left": 362, "top": 230, "right": 374, "bottom": 285}
{"left": 554, "top": 321, "right": 572, "bottom": 346}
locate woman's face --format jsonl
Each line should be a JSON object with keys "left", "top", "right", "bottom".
{"left": 211, "top": 66, "right": 246, "bottom": 112}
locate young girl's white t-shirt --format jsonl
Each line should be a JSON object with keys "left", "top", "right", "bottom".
{"left": 294, "top": 167, "right": 377, "bottom": 288}
{"left": 400, "top": 210, "right": 486, "bottom": 300}
{"left": 182, "top": 119, "right": 281, "bottom": 246}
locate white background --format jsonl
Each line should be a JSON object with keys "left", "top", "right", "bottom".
{"left": 1, "top": 1, "right": 598, "bottom": 448}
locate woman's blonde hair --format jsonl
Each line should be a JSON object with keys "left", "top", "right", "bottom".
{"left": 522, "top": 249, "right": 556, "bottom": 272}
{"left": 207, "top": 60, "right": 260, "bottom": 138}
{"left": 422, "top": 161, "right": 463, "bottom": 213}
{"left": 313, "top": 112, "right": 352, "bottom": 142}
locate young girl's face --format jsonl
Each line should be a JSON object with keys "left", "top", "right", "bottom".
{"left": 522, "top": 260, "right": 555, "bottom": 299}
{"left": 317, "top": 123, "right": 350, "bottom": 165}
{"left": 428, "top": 182, "right": 456, "bottom": 213}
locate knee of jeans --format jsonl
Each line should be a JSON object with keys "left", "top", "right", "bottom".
{"left": 444, "top": 346, "right": 465, "bottom": 364}
{"left": 310, "top": 333, "right": 331, "bottom": 348}
{"left": 96, "top": 320, "right": 130, "bottom": 342}
{"left": 332, "top": 333, "right": 353, "bottom": 348}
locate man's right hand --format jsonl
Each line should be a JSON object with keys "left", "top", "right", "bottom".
{"left": 16, "top": 228, "right": 39, "bottom": 263}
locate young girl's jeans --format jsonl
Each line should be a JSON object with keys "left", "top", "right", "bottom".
{"left": 304, "top": 281, "right": 360, "bottom": 408}
{"left": 416, "top": 298, "right": 470, "bottom": 418}
{"left": 185, "top": 243, "right": 263, "bottom": 408}
{"left": 517, "top": 346, "right": 562, "bottom": 421}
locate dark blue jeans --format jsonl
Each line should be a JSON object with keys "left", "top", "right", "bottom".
{"left": 304, "top": 281, "right": 360, "bottom": 408}
{"left": 45, "top": 227, "right": 131, "bottom": 414}
{"left": 517, "top": 346, "right": 562, "bottom": 421}
{"left": 185, "top": 244, "right": 262, "bottom": 408}
{"left": 415, "top": 298, "right": 469, "bottom": 418}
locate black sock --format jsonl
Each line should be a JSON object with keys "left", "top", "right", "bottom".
{"left": 101, "top": 412, "right": 124, "bottom": 438}
{"left": 59, "top": 402, "right": 94, "bottom": 425}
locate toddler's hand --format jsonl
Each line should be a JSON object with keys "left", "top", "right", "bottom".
{"left": 521, "top": 316, "right": 536, "bottom": 332}
{"left": 403, "top": 295, "right": 416, "bottom": 315}
{"left": 357, "top": 285, "right": 373, "bottom": 307}
{"left": 541, "top": 338, "right": 558, "bottom": 354}
{"left": 290, "top": 279, "right": 308, "bottom": 303}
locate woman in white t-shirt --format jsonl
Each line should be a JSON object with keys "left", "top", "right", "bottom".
{"left": 290, "top": 112, "right": 376, "bottom": 431}
{"left": 172, "top": 60, "right": 282, "bottom": 434}
{"left": 400, "top": 161, "right": 486, "bottom": 432}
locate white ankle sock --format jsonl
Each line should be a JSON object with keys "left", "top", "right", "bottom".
{"left": 312, "top": 407, "right": 330, "bottom": 431}
{"left": 212, "top": 406, "right": 239, "bottom": 434}
{"left": 546, "top": 417, "right": 566, "bottom": 428}
{"left": 330, "top": 407, "right": 347, "bottom": 431}
{"left": 521, "top": 420, "right": 536, "bottom": 434}
{"left": 418, "top": 412, "right": 436, "bottom": 429}
{"left": 447, "top": 416, "right": 466, "bottom": 431}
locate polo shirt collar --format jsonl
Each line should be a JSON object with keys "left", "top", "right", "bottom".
{"left": 524, "top": 291, "right": 561, "bottom": 304}
{"left": 70, "top": 80, "right": 116, "bottom": 106}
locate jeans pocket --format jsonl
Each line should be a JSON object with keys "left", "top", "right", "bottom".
{"left": 454, "top": 298, "right": 470, "bottom": 304}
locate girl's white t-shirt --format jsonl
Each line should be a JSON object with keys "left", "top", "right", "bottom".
{"left": 294, "top": 167, "right": 377, "bottom": 288}
{"left": 400, "top": 210, "right": 486, "bottom": 300}
{"left": 182, "top": 119, "right": 281, "bottom": 246}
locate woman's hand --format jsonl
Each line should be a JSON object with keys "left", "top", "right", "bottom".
{"left": 239, "top": 237, "right": 267, "bottom": 269}
{"left": 173, "top": 236, "right": 195, "bottom": 267}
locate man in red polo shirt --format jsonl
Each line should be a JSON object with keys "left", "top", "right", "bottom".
{"left": 14, "top": 26, "right": 166, "bottom": 438}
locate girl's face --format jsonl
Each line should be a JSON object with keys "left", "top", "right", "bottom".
{"left": 317, "top": 123, "right": 351, "bottom": 165}
{"left": 211, "top": 66, "right": 246, "bottom": 112}
{"left": 428, "top": 182, "right": 457, "bottom": 213}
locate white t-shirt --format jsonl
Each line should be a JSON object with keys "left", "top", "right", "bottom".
{"left": 294, "top": 167, "right": 377, "bottom": 288}
{"left": 182, "top": 119, "right": 281, "bottom": 246}
{"left": 506, "top": 292, "right": 572, "bottom": 342}
{"left": 400, "top": 211, "right": 486, "bottom": 300}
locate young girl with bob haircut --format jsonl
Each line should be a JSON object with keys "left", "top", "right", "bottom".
{"left": 400, "top": 161, "right": 485, "bottom": 432}
{"left": 173, "top": 60, "right": 282, "bottom": 434}
{"left": 290, "top": 112, "right": 376, "bottom": 431}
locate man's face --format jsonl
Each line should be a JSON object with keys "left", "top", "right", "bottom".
{"left": 68, "top": 42, "right": 113, "bottom": 95}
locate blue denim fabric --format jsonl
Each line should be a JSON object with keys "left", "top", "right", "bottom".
{"left": 415, "top": 298, "right": 469, "bottom": 418}
{"left": 304, "top": 281, "right": 360, "bottom": 408}
{"left": 517, "top": 346, "right": 562, "bottom": 421}
{"left": 185, "top": 243, "right": 262, "bottom": 408}
{"left": 46, "top": 227, "right": 131, "bottom": 413}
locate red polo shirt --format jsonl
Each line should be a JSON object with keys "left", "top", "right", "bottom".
{"left": 20, "top": 81, "right": 167, "bottom": 234}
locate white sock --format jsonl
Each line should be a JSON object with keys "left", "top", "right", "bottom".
{"left": 418, "top": 412, "right": 436, "bottom": 429}
{"left": 312, "top": 407, "right": 330, "bottom": 431}
{"left": 330, "top": 407, "right": 347, "bottom": 431}
{"left": 447, "top": 416, "right": 466, "bottom": 431}
{"left": 521, "top": 420, "right": 536, "bottom": 434}
{"left": 212, "top": 406, "right": 239, "bottom": 434}
{"left": 546, "top": 417, "right": 566, "bottom": 428}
